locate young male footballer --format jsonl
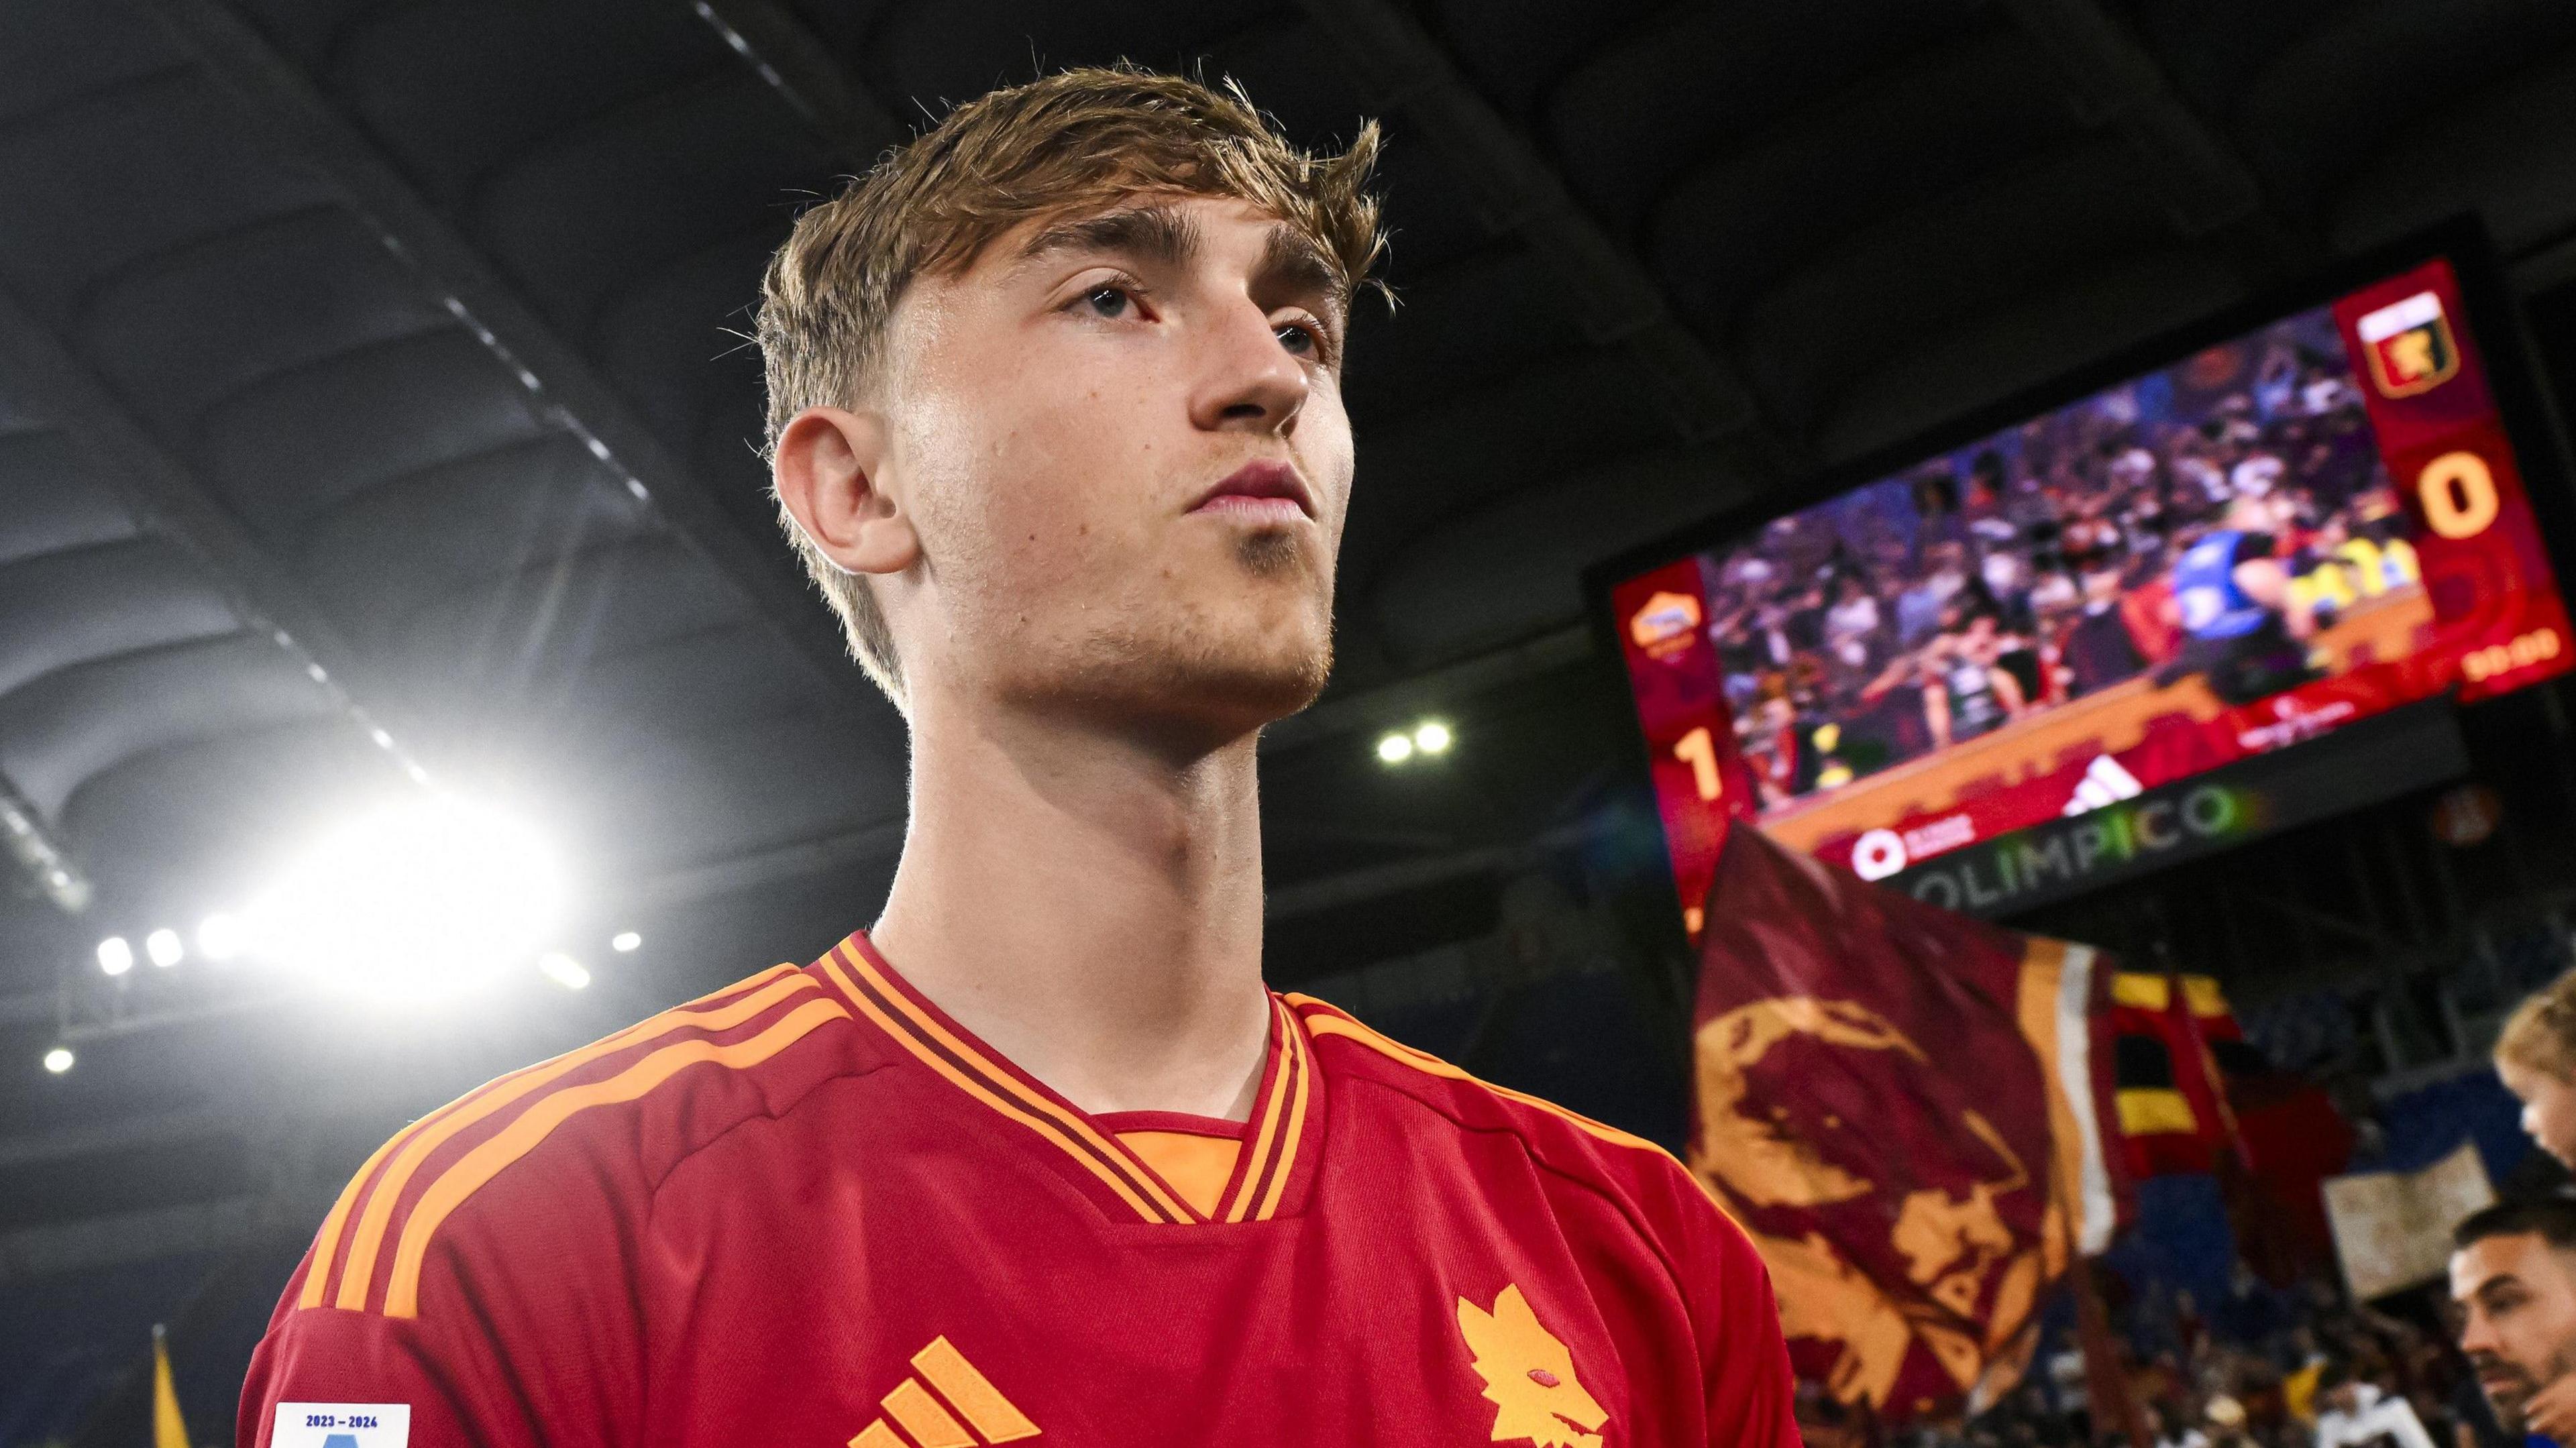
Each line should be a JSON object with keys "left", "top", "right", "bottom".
{"left": 242, "top": 66, "right": 1799, "bottom": 1447}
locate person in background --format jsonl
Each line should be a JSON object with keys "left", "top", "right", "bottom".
{"left": 2286, "top": 1326, "right": 2331, "bottom": 1426}
{"left": 2202, "top": 1394, "right": 2254, "bottom": 1448}
{"left": 2453, "top": 1196, "right": 2576, "bottom": 1447}
{"left": 2151, "top": 1399, "right": 2210, "bottom": 1448}
{"left": 2497, "top": 970, "right": 2576, "bottom": 1170}
{"left": 2314, "top": 1361, "right": 2439, "bottom": 1448}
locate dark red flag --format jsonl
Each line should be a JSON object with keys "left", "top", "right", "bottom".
{"left": 1690, "top": 824, "right": 2130, "bottom": 1421}
{"left": 2108, "top": 971, "right": 2236, "bottom": 1178}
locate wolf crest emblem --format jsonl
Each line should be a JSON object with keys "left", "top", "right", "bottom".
{"left": 1456, "top": 1284, "right": 1608, "bottom": 1447}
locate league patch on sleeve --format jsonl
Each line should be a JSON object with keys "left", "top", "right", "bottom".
{"left": 270, "top": 1404, "right": 410, "bottom": 1448}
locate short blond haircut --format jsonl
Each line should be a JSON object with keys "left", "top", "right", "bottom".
{"left": 755, "top": 64, "right": 1386, "bottom": 705}
{"left": 2499, "top": 965, "right": 2576, "bottom": 1080}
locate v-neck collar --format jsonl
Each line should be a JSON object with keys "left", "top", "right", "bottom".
{"left": 810, "top": 930, "right": 1320, "bottom": 1225}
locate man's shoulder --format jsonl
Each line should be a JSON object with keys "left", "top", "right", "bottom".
{"left": 1283, "top": 993, "right": 1700, "bottom": 1203}
{"left": 292, "top": 963, "right": 860, "bottom": 1320}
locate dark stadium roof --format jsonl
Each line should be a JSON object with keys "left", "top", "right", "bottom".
{"left": 4, "top": 0, "right": 2576, "bottom": 1237}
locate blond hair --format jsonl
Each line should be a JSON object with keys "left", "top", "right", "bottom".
{"left": 2498, "top": 965, "right": 2576, "bottom": 1080}
{"left": 755, "top": 65, "right": 1386, "bottom": 705}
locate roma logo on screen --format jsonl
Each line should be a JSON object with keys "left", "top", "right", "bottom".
{"left": 1628, "top": 590, "right": 1703, "bottom": 661}
{"left": 2357, "top": 290, "right": 2459, "bottom": 398}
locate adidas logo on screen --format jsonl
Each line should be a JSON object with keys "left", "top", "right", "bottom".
{"left": 2061, "top": 755, "right": 2144, "bottom": 817}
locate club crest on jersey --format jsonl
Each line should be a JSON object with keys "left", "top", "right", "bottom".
{"left": 1456, "top": 1284, "right": 1607, "bottom": 1447}
{"left": 847, "top": 1337, "right": 1040, "bottom": 1448}
{"left": 2357, "top": 290, "right": 2459, "bottom": 398}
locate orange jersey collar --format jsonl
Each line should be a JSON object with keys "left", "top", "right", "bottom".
{"left": 812, "top": 930, "right": 1320, "bottom": 1225}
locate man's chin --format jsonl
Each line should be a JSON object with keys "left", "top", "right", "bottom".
{"left": 1044, "top": 632, "right": 1332, "bottom": 746}
{"left": 1179, "top": 651, "right": 1332, "bottom": 734}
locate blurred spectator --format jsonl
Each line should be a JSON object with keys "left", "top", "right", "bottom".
{"left": 2159, "top": 1399, "right": 2215, "bottom": 1448}
{"left": 2452, "top": 1197, "right": 2576, "bottom": 1445}
{"left": 2496, "top": 971, "right": 2576, "bottom": 1171}
{"left": 2314, "top": 1363, "right": 2438, "bottom": 1448}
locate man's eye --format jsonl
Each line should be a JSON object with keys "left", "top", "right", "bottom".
{"left": 1275, "top": 320, "right": 1322, "bottom": 357}
{"left": 1081, "top": 285, "right": 1133, "bottom": 319}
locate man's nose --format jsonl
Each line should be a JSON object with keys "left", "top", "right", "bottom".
{"left": 2460, "top": 1312, "right": 2500, "bottom": 1356}
{"left": 1189, "top": 300, "right": 1307, "bottom": 434}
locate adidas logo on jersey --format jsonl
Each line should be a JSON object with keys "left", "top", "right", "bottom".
{"left": 847, "top": 1338, "right": 1039, "bottom": 1447}
{"left": 2060, "top": 755, "right": 2143, "bottom": 817}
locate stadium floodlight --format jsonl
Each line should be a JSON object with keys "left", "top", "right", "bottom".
{"left": 42, "top": 1046, "right": 72, "bottom": 1074}
{"left": 1411, "top": 720, "right": 1454, "bottom": 755}
{"left": 610, "top": 930, "right": 641, "bottom": 953}
{"left": 537, "top": 952, "right": 591, "bottom": 991}
{"left": 1376, "top": 732, "right": 1413, "bottom": 765}
{"left": 244, "top": 796, "right": 565, "bottom": 1003}
{"left": 199, "top": 912, "right": 244, "bottom": 962}
{"left": 97, "top": 936, "right": 133, "bottom": 977}
{"left": 146, "top": 928, "right": 183, "bottom": 968}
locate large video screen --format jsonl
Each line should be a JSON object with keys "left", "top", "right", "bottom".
{"left": 1601, "top": 250, "right": 2571, "bottom": 937}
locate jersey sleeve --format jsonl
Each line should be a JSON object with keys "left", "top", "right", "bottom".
{"left": 237, "top": 1179, "right": 644, "bottom": 1448}
{"left": 1654, "top": 1166, "right": 1801, "bottom": 1448}
{"left": 237, "top": 1268, "right": 552, "bottom": 1448}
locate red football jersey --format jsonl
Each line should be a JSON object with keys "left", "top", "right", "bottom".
{"left": 240, "top": 931, "right": 1796, "bottom": 1447}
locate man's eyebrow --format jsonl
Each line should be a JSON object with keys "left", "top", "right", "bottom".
{"left": 1255, "top": 223, "right": 1348, "bottom": 319}
{"left": 1016, "top": 204, "right": 1203, "bottom": 271}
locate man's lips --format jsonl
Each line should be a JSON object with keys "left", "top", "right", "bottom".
{"left": 2477, "top": 1366, "right": 2531, "bottom": 1395}
{"left": 1191, "top": 460, "right": 1313, "bottom": 520}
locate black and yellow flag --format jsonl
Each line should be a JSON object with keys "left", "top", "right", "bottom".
{"left": 152, "top": 1324, "right": 190, "bottom": 1448}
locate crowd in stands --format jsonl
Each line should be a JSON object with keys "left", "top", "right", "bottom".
{"left": 1699, "top": 313, "right": 2407, "bottom": 809}
{"left": 1796, "top": 962, "right": 2576, "bottom": 1448}
{"left": 1795, "top": 1269, "right": 2502, "bottom": 1448}
{"left": 1967, "top": 1276, "right": 2491, "bottom": 1448}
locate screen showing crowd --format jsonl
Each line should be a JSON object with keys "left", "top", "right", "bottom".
{"left": 1605, "top": 254, "right": 2573, "bottom": 934}
{"left": 1711, "top": 305, "right": 2392, "bottom": 812}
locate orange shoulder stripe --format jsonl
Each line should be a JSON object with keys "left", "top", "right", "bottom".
{"left": 299, "top": 1123, "right": 413, "bottom": 1309}
{"left": 302, "top": 1022, "right": 666, "bottom": 1312}
{"left": 383, "top": 993, "right": 848, "bottom": 1317}
{"left": 322, "top": 964, "right": 810, "bottom": 1311}
{"left": 1284, "top": 993, "right": 1673, "bottom": 1159}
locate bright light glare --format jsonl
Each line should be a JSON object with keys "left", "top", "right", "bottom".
{"left": 97, "top": 936, "right": 133, "bottom": 977}
{"left": 246, "top": 798, "right": 565, "bottom": 1003}
{"left": 610, "top": 930, "right": 641, "bottom": 954}
{"left": 1376, "top": 732, "right": 1414, "bottom": 765}
{"left": 1412, "top": 720, "right": 1454, "bottom": 755}
{"left": 42, "top": 1046, "right": 72, "bottom": 1074}
{"left": 537, "top": 952, "right": 590, "bottom": 990}
{"left": 199, "top": 912, "right": 244, "bottom": 962}
{"left": 146, "top": 928, "right": 182, "bottom": 968}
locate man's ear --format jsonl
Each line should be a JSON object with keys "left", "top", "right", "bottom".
{"left": 772, "top": 405, "right": 917, "bottom": 577}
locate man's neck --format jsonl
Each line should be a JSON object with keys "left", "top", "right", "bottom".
{"left": 866, "top": 691, "right": 1275, "bottom": 1121}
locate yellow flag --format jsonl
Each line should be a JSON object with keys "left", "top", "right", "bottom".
{"left": 152, "top": 1325, "right": 191, "bottom": 1448}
